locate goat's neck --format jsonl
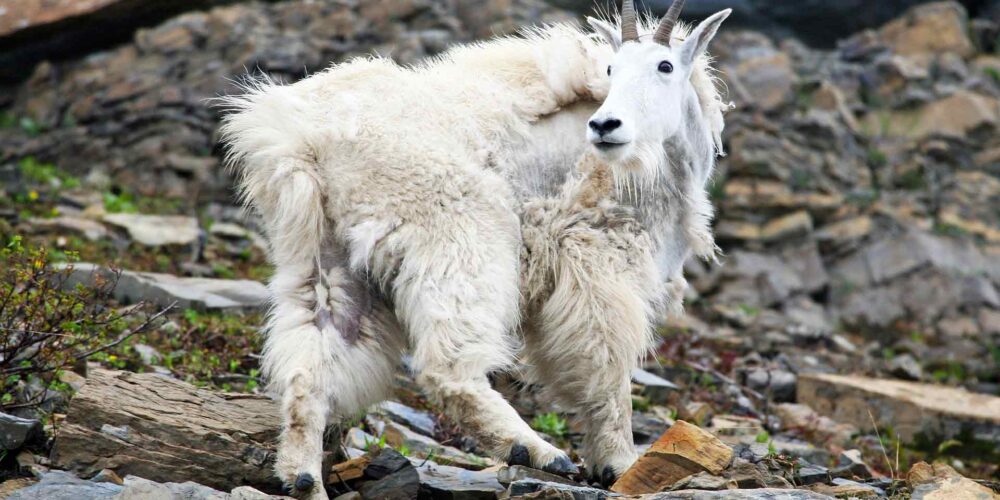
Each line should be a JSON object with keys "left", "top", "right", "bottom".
{"left": 621, "top": 86, "right": 716, "bottom": 251}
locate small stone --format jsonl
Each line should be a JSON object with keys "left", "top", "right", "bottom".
{"left": 102, "top": 213, "right": 200, "bottom": 246}
{"left": 368, "top": 417, "right": 493, "bottom": 470}
{"left": 328, "top": 455, "right": 370, "bottom": 484}
{"left": 344, "top": 427, "right": 378, "bottom": 450}
{"left": 508, "top": 479, "right": 610, "bottom": 500}
{"left": 209, "top": 222, "right": 252, "bottom": 240}
{"left": 415, "top": 460, "right": 503, "bottom": 498}
{"left": 743, "top": 368, "right": 797, "bottom": 402}
{"left": 632, "top": 411, "right": 670, "bottom": 445}
{"left": 496, "top": 465, "right": 575, "bottom": 487}
{"left": 831, "top": 449, "right": 873, "bottom": 480}
{"left": 760, "top": 211, "right": 813, "bottom": 242}
{"left": 228, "top": 486, "right": 277, "bottom": 500}
{"left": 794, "top": 459, "right": 830, "bottom": 486}
{"left": 364, "top": 448, "right": 412, "bottom": 481}
{"left": 888, "top": 353, "right": 923, "bottom": 381}
{"left": 359, "top": 466, "right": 419, "bottom": 500}
{"left": 811, "top": 478, "right": 882, "bottom": 498}
{"left": 731, "top": 442, "right": 770, "bottom": 463}
{"left": 0, "top": 412, "right": 42, "bottom": 451}
{"left": 133, "top": 344, "right": 162, "bottom": 366}
{"left": 90, "top": 469, "right": 124, "bottom": 485}
{"left": 378, "top": 400, "right": 436, "bottom": 437}
{"left": 669, "top": 472, "right": 732, "bottom": 491}
{"left": 27, "top": 216, "right": 108, "bottom": 241}
{"left": 632, "top": 368, "right": 679, "bottom": 404}
{"left": 679, "top": 402, "right": 713, "bottom": 426}
{"left": 611, "top": 420, "right": 734, "bottom": 494}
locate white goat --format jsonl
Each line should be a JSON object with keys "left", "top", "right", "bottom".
{"left": 217, "top": 0, "right": 729, "bottom": 495}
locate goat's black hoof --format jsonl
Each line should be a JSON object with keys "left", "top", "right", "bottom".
{"left": 541, "top": 455, "right": 579, "bottom": 477}
{"left": 600, "top": 466, "right": 617, "bottom": 488}
{"left": 294, "top": 472, "right": 315, "bottom": 492}
{"left": 508, "top": 444, "right": 531, "bottom": 467}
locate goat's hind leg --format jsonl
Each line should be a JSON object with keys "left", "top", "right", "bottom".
{"left": 266, "top": 259, "right": 402, "bottom": 499}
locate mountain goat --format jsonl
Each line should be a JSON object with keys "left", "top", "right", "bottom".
{"left": 218, "top": 0, "right": 729, "bottom": 495}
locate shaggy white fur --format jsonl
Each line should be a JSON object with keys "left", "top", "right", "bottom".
{"left": 217, "top": 11, "right": 728, "bottom": 497}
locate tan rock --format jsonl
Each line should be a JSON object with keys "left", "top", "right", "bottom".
{"left": 729, "top": 52, "right": 795, "bottom": 112}
{"left": 329, "top": 455, "right": 371, "bottom": 484}
{"left": 869, "top": 91, "right": 1000, "bottom": 140}
{"left": 761, "top": 211, "right": 813, "bottom": 242}
{"left": 716, "top": 220, "right": 761, "bottom": 242}
{"left": 906, "top": 461, "right": 997, "bottom": 500}
{"left": 938, "top": 210, "right": 1000, "bottom": 243}
{"left": 774, "top": 403, "right": 857, "bottom": 448}
{"left": 879, "top": 2, "right": 975, "bottom": 60}
{"left": 610, "top": 420, "right": 733, "bottom": 495}
{"left": 816, "top": 216, "right": 873, "bottom": 247}
{"left": 907, "top": 461, "right": 960, "bottom": 486}
{"left": 0, "top": 478, "right": 35, "bottom": 498}
{"left": 798, "top": 373, "right": 1000, "bottom": 443}
{"left": 811, "top": 482, "right": 882, "bottom": 498}
{"left": 812, "top": 81, "right": 860, "bottom": 132}
{"left": 0, "top": 0, "right": 121, "bottom": 37}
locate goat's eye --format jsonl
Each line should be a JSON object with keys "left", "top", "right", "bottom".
{"left": 607, "top": 65, "right": 611, "bottom": 76}
{"left": 658, "top": 61, "right": 674, "bottom": 73}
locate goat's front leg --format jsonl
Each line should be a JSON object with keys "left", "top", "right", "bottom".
{"left": 520, "top": 204, "right": 659, "bottom": 485}
{"left": 524, "top": 281, "right": 647, "bottom": 485}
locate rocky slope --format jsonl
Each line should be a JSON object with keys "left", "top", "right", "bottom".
{"left": 0, "top": 0, "right": 998, "bottom": 499}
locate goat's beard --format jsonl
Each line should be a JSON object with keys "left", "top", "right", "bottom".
{"left": 607, "top": 140, "right": 667, "bottom": 205}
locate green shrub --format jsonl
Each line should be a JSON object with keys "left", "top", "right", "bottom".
{"left": 0, "top": 237, "right": 166, "bottom": 411}
{"left": 531, "top": 412, "right": 568, "bottom": 438}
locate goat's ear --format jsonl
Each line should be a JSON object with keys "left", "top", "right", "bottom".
{"left": 678, "top": 8, "right": 731, "bottom": 66}
{"left": 587, "top": 17, "right": 622, "bottom": 51}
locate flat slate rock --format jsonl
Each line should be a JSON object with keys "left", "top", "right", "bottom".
{"left": 50, "top": 368, "right": 281, "bottom": 492}
{"left": 798, "top": 373, "right": 1000, "bottom": 444}
{"left": 60, "top": 262, "right": 268, "bottom": 310}
{"left": 507, "top": 479, "right": 614, "bottom": 500}
{"left": 102, "top": 213, "right": 200, "bottom": 246}
{"left": 646, "top": 489, "right": 838, "bottom": 499}
{"left": 5, "top": 470, "right": 122, "bottom": 500}
{"left": 415, "top": 460, "right": 503, "bottom": 499}
{"left": 0, "top": 412, "right": 42, "bottom": 450}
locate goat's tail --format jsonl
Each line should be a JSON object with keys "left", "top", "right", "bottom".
{"left": 214, "top": 76, "right": 330, "bottom": 398}
{"left": 215, "top": 74, "right": 327, "bottom": 269}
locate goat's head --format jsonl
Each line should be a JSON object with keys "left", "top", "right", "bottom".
{"left": 586, "top": 0, "right": 730, "bottom": 166}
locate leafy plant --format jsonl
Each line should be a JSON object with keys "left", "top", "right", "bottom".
{"left": 18, "top": 157, "right": 79, "bottom": 189}
{"left": 0, "top": 237, "right": 171, "bottom": 411}
{"left": 102, "top": 191, "right": 138, "bottom": 214}
{"left": 531, "top": 412, "right": 568, "bottom": 438}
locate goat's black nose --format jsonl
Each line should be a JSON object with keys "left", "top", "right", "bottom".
{"left": 588, "top": 118, "right": 622, "bottom": 135}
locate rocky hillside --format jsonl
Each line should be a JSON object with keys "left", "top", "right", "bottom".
{"left": 0, "top": 0, "right": 998, "bottom": 499}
